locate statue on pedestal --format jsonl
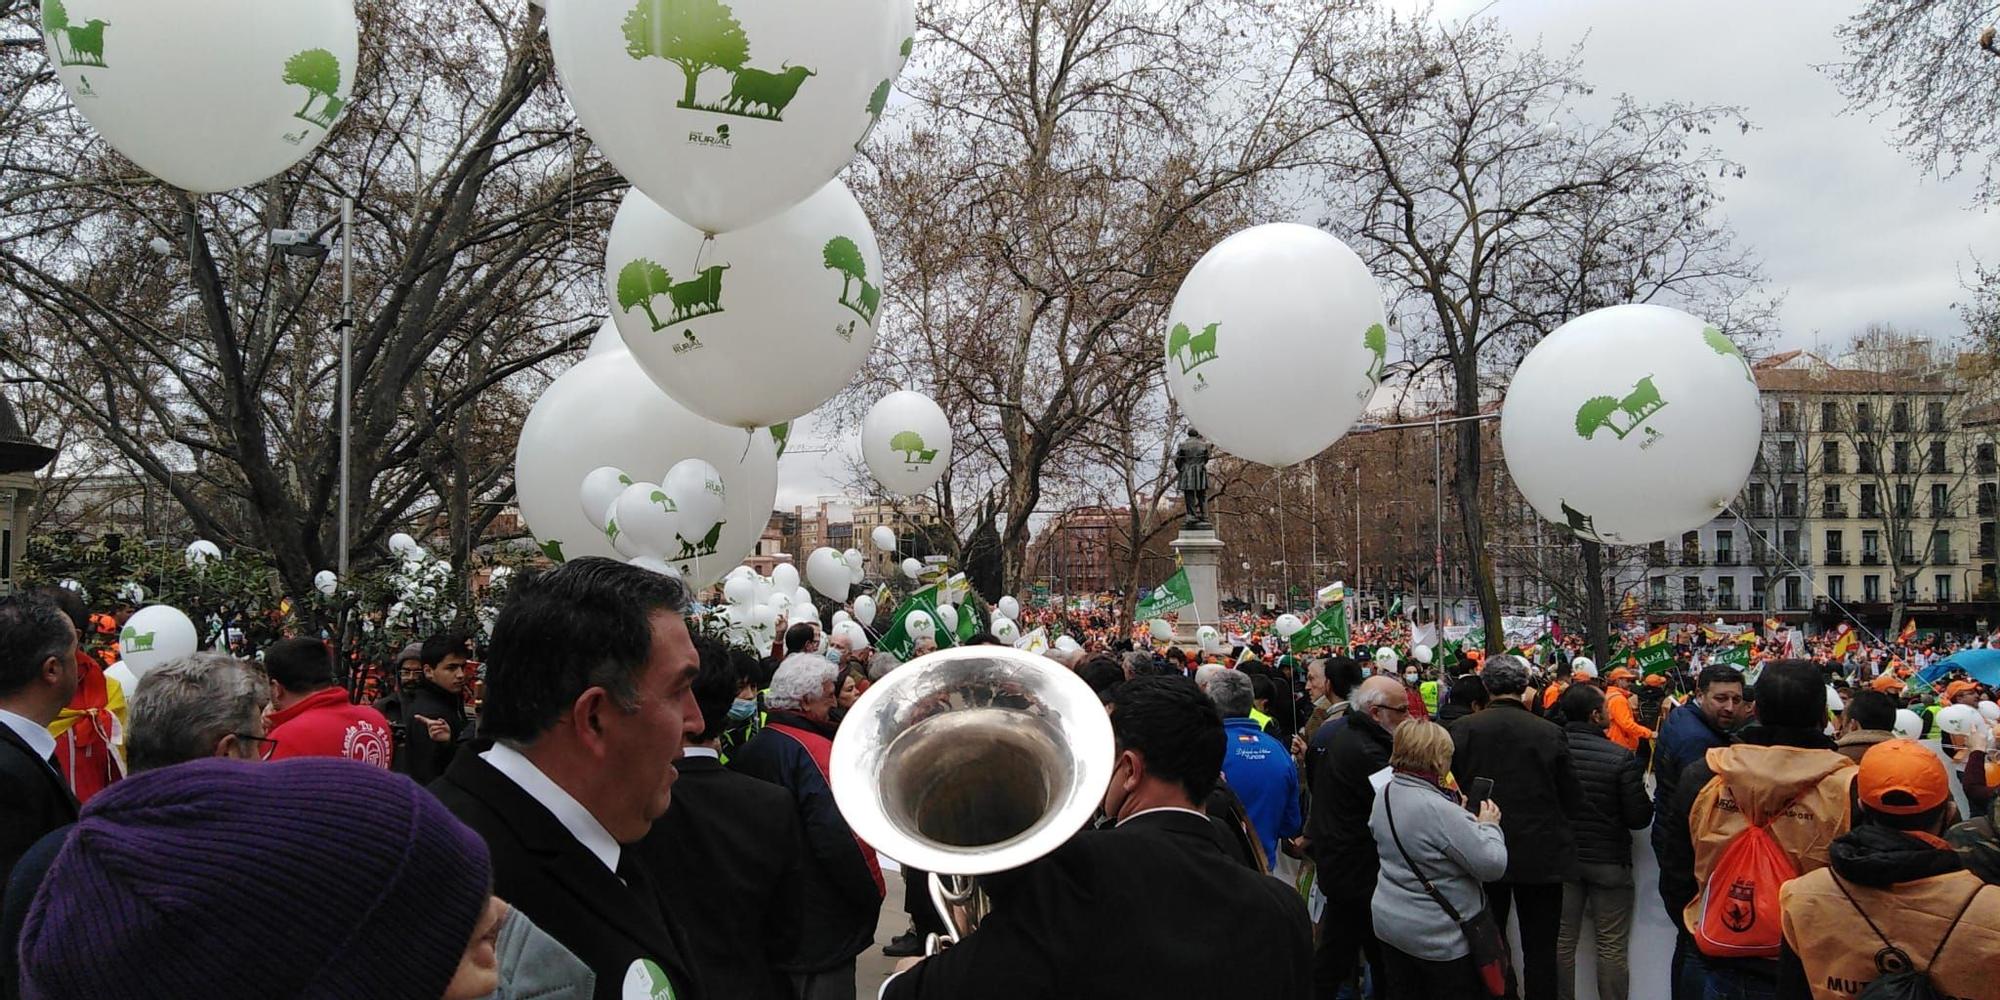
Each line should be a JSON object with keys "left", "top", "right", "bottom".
{"left": 1175, "top": 428, "right": 1212, "bottom": 528}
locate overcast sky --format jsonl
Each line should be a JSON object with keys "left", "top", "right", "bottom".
{"left": 775, "top": 0, "right": 2000, "bottom": 510}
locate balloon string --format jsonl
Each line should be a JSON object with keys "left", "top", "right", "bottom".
{"left": 739, "top": 428, "right": 753, "bottom": 463}
{"left": 693, "top": 234, "right": 716, "bottom": 272}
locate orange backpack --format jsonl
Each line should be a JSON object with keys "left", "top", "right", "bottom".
{"left": 1693, "top": 789, "right": 1803, "bottom": 959}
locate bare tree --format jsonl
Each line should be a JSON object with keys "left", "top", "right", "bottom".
{"left": 1312, "top": 12, "right": 1764, "bottom": 650}
{"left": 0, "top": 1, "right": 617, "bottom": 602}
{"left": 1830, "top": 0, "right": 2000, "bottom": 205}
{"left": 848, "top": 0, "right": 1341, "bottom": 591}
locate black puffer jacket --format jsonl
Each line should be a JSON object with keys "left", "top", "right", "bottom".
{"left": 1562, "top": 721, "right": 1652, "bottom": 867}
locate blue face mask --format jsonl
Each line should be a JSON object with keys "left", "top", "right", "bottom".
{"left": 727, "top": 698, "right": 757, "bottom": 723}
{"left": 823, "top": 646, "right": 842, "bottom": 663}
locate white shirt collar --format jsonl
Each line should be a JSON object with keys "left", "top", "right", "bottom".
{"left": 0, "top": 707, "right": 56, "bottom": 764}
{"left": 1116, "top": 806, "right": 1210, "bottom": 827}
{"left": 480, "top": 743, "right": 621, "bottom": 874}
{"left": 681, "top": 747, "right": 720, "bottom": 760}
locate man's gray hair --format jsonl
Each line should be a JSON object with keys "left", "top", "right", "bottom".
{"left": 1206, "top": 669, "right": 1255, "bottom": 719}
{"left": 1481, "top": 655, "right": 1531, "bottom": 696}
{"left": 127, "top": 653, "right": 269, "bottom": 773}
{"left": 867, "top": 651, "right": 901, "bottom": 682}
{"left": 1193, "top": 663, "right": 1227, "bottom": 691}
{"left": 1122, "top": 651, "right": 1153, "bottom": 678}
{"left": 766, "top": 652, "right": 839, "bottom": 711}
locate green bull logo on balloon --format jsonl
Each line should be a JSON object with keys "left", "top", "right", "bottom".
{"left": 1167, "top": 321, "right": 1219, "bottom": 376}
{"left": 890, "top": 430, "right": 937, "bottom": 468}
{"left": 42, "top": 0, "right": 109, "bottom": 69}
{"left": 622, "top": 0, "right": 814, "bottom": 121}
{"left": 617, "top": 258, "right": 730, "bottom": 341}
{"left": 674, "top": 521, "right": 725, "bottom": 561}
{"left": 1574, "top": 375, "right": 1667, "bottom": 447}
{"left": 120, "top": 628, "right": 155, "bottom": 653}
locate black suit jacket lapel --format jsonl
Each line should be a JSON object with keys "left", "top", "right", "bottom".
{"left": 0, "top": 724, "right": 77, "bottom": 818}
{"left": 445, "top": 753, "right": 697, "bottom": 995}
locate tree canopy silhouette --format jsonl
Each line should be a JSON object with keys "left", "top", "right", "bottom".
{"left": 623, "top": 0, "right": 751, "bottom": 109}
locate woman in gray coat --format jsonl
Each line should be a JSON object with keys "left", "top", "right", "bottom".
{"left": 1369, "top": 720, "right": 1508, "bottom": 1000}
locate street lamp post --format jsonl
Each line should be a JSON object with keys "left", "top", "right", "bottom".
{"left": 271, "top": 195, "right": 355, "bottom": 576}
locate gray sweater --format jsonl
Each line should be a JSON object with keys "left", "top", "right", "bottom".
{"left": 1368, "top": 772, "right": 1509, "bottom": 960}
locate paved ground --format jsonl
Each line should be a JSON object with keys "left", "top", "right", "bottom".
{"left": 851, "top": 836, "right": 1677, "bottom": 1000}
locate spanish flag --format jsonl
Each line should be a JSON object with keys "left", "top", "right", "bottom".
{"left": 1830, "top": 626, "right": 1856, "bottom": 660}
{"left": 1642, "top": 625, "right": 1667, "bottom": 649}
{"left": 1897, "top": 618, "right": 1916, "bottom": 644}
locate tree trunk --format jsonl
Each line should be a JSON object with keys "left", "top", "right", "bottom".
{"left": 1450, "top": 355, "right": 1504, "bottom": 650}
{"left": 1581, "top": 537, "right": 1610, "bottom": 664}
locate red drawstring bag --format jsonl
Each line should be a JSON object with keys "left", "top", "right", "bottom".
{"left": 1694, "top": 811, "right": 1799, "bottom": 958}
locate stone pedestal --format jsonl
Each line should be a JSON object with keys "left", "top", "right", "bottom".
{"left": 1169, "top": 526, "right": 1224, "bottom": 645}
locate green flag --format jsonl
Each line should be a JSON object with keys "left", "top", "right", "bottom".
{"left": 1288, "top": 602, "right": 1348, "bottom": 651}
{"left": 1635, "top": 637, "right": 1674, "bottom": 676}
{"left": 1135, "top": 567, "right": 1195, "bottom": 620}
{"left": 1713, "top": 643, "right": 1750, "bottom": 669}
{"left": 875, "top": 586, "right": 955, "bottom": 660}
{"left": 1386, "top": 595, "right": 1403, "bottom": 619}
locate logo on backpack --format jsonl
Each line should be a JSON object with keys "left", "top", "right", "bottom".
{"left": 1722, "top": 879, "right": 1757, "bottom": 933}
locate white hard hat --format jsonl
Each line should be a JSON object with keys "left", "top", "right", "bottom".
{"left": 1571, "top": 657, "right": 1597, "bottom": 679}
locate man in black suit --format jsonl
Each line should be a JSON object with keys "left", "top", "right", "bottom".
{"left": 430, "top": 558, "right": 705, "bottom": 1000}
{"left": 634, "top": 636, "right": 802, "bottom": 1000}
{"left": 881, "top": 675, "right": 1312, "bottom": 999}
{"left": 0, "top": 595, "right": 80, "bottom": 891}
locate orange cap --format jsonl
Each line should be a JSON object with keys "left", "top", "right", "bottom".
{"left": 1869, "top": 674, "right": 1904, "bottom": 694}
{"left": 1643, "top": 673, "right": 1666, "bottom": 687}
{"left": 1607, "top": 667, "right": 1638, "bottom": 681}
{"left": 1943, "top": 680, "right": 1983, "bottom": 702}
{"left": 1857, "top": 739, "right": 1951, "bottom": 816}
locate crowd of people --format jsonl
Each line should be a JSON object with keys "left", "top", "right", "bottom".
{"left": 0, "top": 565, "right": 1996, "bottom": 1000}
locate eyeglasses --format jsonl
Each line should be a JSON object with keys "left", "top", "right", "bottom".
{"left": 233, "top": 733, "right": 280, "bottom": 761}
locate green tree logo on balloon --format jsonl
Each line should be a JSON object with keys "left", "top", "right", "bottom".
{"left": 1166, "top": 322, "right": 1219, "bottom": 375}
{"left": 617, "top": 258, "right": 729, "bottom": 331}
{"left": 120, "top": 627, "right": 155, "bottom": 653}
{"left": 891, "top": 430, "right": 938, "bottom": 468}
{"left": 768, "top": 421, "right": 793, "bottom": 457}
{"left": 604, "top": 516, "right": 622, "bottom": 547}
{"left": 538, "top": 539, "right": 567, "bottom": 563}
{"left": 623, "top": 0, "right": 815, "bottom": 121}
{"left": 822, "top": 237, "right": 879, "bottom": 322}
{"left": 1574, "top": 376, "right": 1668, "bottom": 443}
{"left": 283, "top": 49, "right": 346, "bottom": 130}
{"left": 42, "top": 0, "right": 109, "bottom": 69}
{"left": 855, "top": 78, "right": 892, "bottom": 151}
{"left": 1363, "top": 323, "right": 1387, "bottom": 386}
{"left": 1703, "top": 325, "right": 1753, "bottom": 383}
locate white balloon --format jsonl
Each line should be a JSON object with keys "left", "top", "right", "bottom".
{"left": 770, "top": 592, "right": 793, "bottom": 614}
{"left": 843, "top": 547, "right": 866, "bottom": 585}
{"left": 789, "top": 600, "right": 819, "bottom": 628}
{"left": 118, "top": 605, "right": 198, "bottom": 680}
{"left": 1937, "top": 704, "right": 1983, "bottom": 736}
{"left": 806, "top": 547, "right": 850, "bottom": 599}
{"left": 1414, "top": 644, "right": 1435, "bottom": 665}
{"left": 1826, "top": 684, "right": 1846, "bottom": 716}
{"left": 387, "top": 532, "right": 418, "bottom": 556}
{"left": 993, "top": 617, "right": 1021, "bottom": 643}
{"left": 834, "top": 620, "right": 869, "bottom": 649}
{"left": 547, "top": 0, "right": 916, "bottom": 233}
{"left": 1501, "top": 304, "right": 1761, "bottom": 545}
{"left": 1054, "top": 635, "right": 1082, "bottom": 654}
{"left": 831, "top": 609, "right": 852, "bottom": 626}
{"left": 1147, "top": 618, "right": 1172, "bottom": 641}
{"left": 585, "top": 317, "right": 626, "bottom": 358}
{"left": 901, "top": 557, "right": 923, "bottom": 580}
{"left": 862, "top": 390, "right": 952, "bottom": 495}
{"left": 723, "top": 575, "right": 755, "bottom": 607}
{"left": 793, "top": 587, "right": 816, "bottom": 613}
{"left": 935, "top": 604, "right": 960, "bottom": 636}
{"left": 870, "top": 525, "right": 897, "bottom": 552}
{"left": 1196, "top": 626, "right": 1221, "bottom": 654}
{"left": 772, "top": 563, "right": 801, "bottom": 594}
{"left": 630, "top": 555, "right": 680, "bottom": 577}
{"left": 514, "top": 353, "right": 778, "bottom": 588}
{"left": 116, "top": 582, "right": 145, "bottom": 605}
{"left": 603, "top": 500, "right": 642, "bottom": 559}
{"left": 996, "top": 596, "right": 1021, "bottom": 621}
{"left": 184, "top": 539, "right": 222, "bottom": 567}
{"left": 1893, "top": 708, "right": 1924, "bottom": 740}
{"left": 607, "top": 183, "right": 881, "bottom": 427}
{"left": 662, "top": 458, "right": 728, "bottom": 552}
{"left": 750, "top": 603, "right": 779, "bottom": 629}
{"left": 1273, "top": 613, "right": 1304, "bottom": 638}
{"left": 104, "top": 661, "right": 138, "bottom": 698}
{"left": 313, "top": 570, "right": 338, "bottom": 597}
{"left": 1980, "top": 700, "right": 2000, "bottom": 723}
{"left": 1165, "top": 224, "right": 1385, "bottom": 467}
{"left": 852, "top": 594, "right": 876, "bottom": 627}
{"left": 904, "top": 610, "right": 934, "bottom": 639}
{"left": 43, "top": 0, "right": 357, "bottom": 192}
{"left": 580, "top": 466, "right": 633, "bottom": 530}
{"left": 613, "top": 482, "right": 681, "bottom": 557}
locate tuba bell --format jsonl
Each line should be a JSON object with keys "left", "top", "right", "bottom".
{"left": 829, "top": 644, "right": 1115, "bottom": 953}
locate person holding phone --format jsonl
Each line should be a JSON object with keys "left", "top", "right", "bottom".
{"left": 1368, "top": 720, "right": 1507, "bottom": 1000}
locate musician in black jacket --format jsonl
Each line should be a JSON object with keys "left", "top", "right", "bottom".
{"left": 881, "top": 675, "right": 1311, "bottom": 1000}
{"left": 634, "top": 635, "right": 802, "bottom": 1000}
{"left": 430, "top": 558, "right": 706, "bottom": 1000}
{"left": 0, "top": 595, "right": 79, "bottom": 891}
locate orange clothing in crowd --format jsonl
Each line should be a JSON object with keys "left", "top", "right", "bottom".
{"left": 49, "top": 649, "right": 126, "bottom": 804}
{"left": 1605, "top": 686, "right": 1653, "bottom": 751}
{"left": 1542, "top": 680, "right": 1567, "bottom": 711}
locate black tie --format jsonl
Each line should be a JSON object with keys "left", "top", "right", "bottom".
{"left": 615, "top": 853, "right": 667, "bottom": 928}
{"left": 44, "top": 752, "right": 60, "bottom": 775}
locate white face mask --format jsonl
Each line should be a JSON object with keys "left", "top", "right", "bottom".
{"left": 1404, "top": 673, "right": 1418, "bottom": 684}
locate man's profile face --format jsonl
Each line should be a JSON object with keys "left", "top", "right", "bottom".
{"left": 1700, "top": 681, "right": 1746, "bottom": 729}
{"left": 603, "top": 611, "right": 702, "bottom": 840}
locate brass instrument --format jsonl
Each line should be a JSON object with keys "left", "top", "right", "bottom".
{"left": 829, "top": 645, "right": 1115, "bottom": 953}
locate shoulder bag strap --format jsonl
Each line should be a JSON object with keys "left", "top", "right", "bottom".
{"left": 1829, "top": 871, "right": 1985, "bottom": 973}
{"left": 1384, "top": 781, "right": 1467, "bottom": 924}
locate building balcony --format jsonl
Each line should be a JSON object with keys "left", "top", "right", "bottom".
{"left": 1822, "top": 504, "right": 1848, "bottom": 519}
{"left": 1979, "top": 460, "right": 1997, "bottom": 476}
{"left": 1715, "top": 595, "right": 1740, "bottom": 611}
{"left": 1783, "top": 550, "right": 1809, "bottom": 566}
{"left": 1933, "top": 549, "right": 1957, "bottom": 565}
{"left": 1860, "top": 506, "right": 1881, "bottom": 519}
{"left": 1824, "top": 550, "right": 1846, "bottom": 565}
{"left": 1979, "top": 541, "right": 1996, "bottom": 558}
{"left": 1932, "top": 503, "right": 1955, "bottom": 519}
{"left": 1861, "top": 552, "right": 1884, "bottom": 565}
{"left": 1978, "top": 499, "right": 1996, "bottom": 516}
{"left": 1747, "top": 505, "right": 1770, "bottom": 519}
{"left": 1679, "top": 551, "right": 1705, "bottom": 566}
{"left": 1714, "top": 552, "right": 1739, "bottom": 566}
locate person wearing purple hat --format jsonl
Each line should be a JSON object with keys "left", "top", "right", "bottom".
{"left": 17, "top": 757, "right": 500, "bottom": 999}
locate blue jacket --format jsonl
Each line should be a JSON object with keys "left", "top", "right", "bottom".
{"left": 1649, "top": 699, "right": 1733, "bottom": 838}
{"left": 1220, "top": 717, "right": 1302, "bottom": 866}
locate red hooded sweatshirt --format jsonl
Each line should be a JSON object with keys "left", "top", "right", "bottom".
{"left": 266, "top": 687, "right": 394, "bottom": 767}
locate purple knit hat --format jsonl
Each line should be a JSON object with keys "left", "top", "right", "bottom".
{"left": 20, "top": 757, "right": 492, "bottom": 1000}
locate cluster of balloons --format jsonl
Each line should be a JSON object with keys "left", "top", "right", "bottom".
{"left": 580, "top": 457, "right": 734, "bottom": 579}
{"left": 1166, "top": 219, "right": 1764, "bottom": 548}
{"left": 714, "top": 564, "right": 829, "bottom": 652}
